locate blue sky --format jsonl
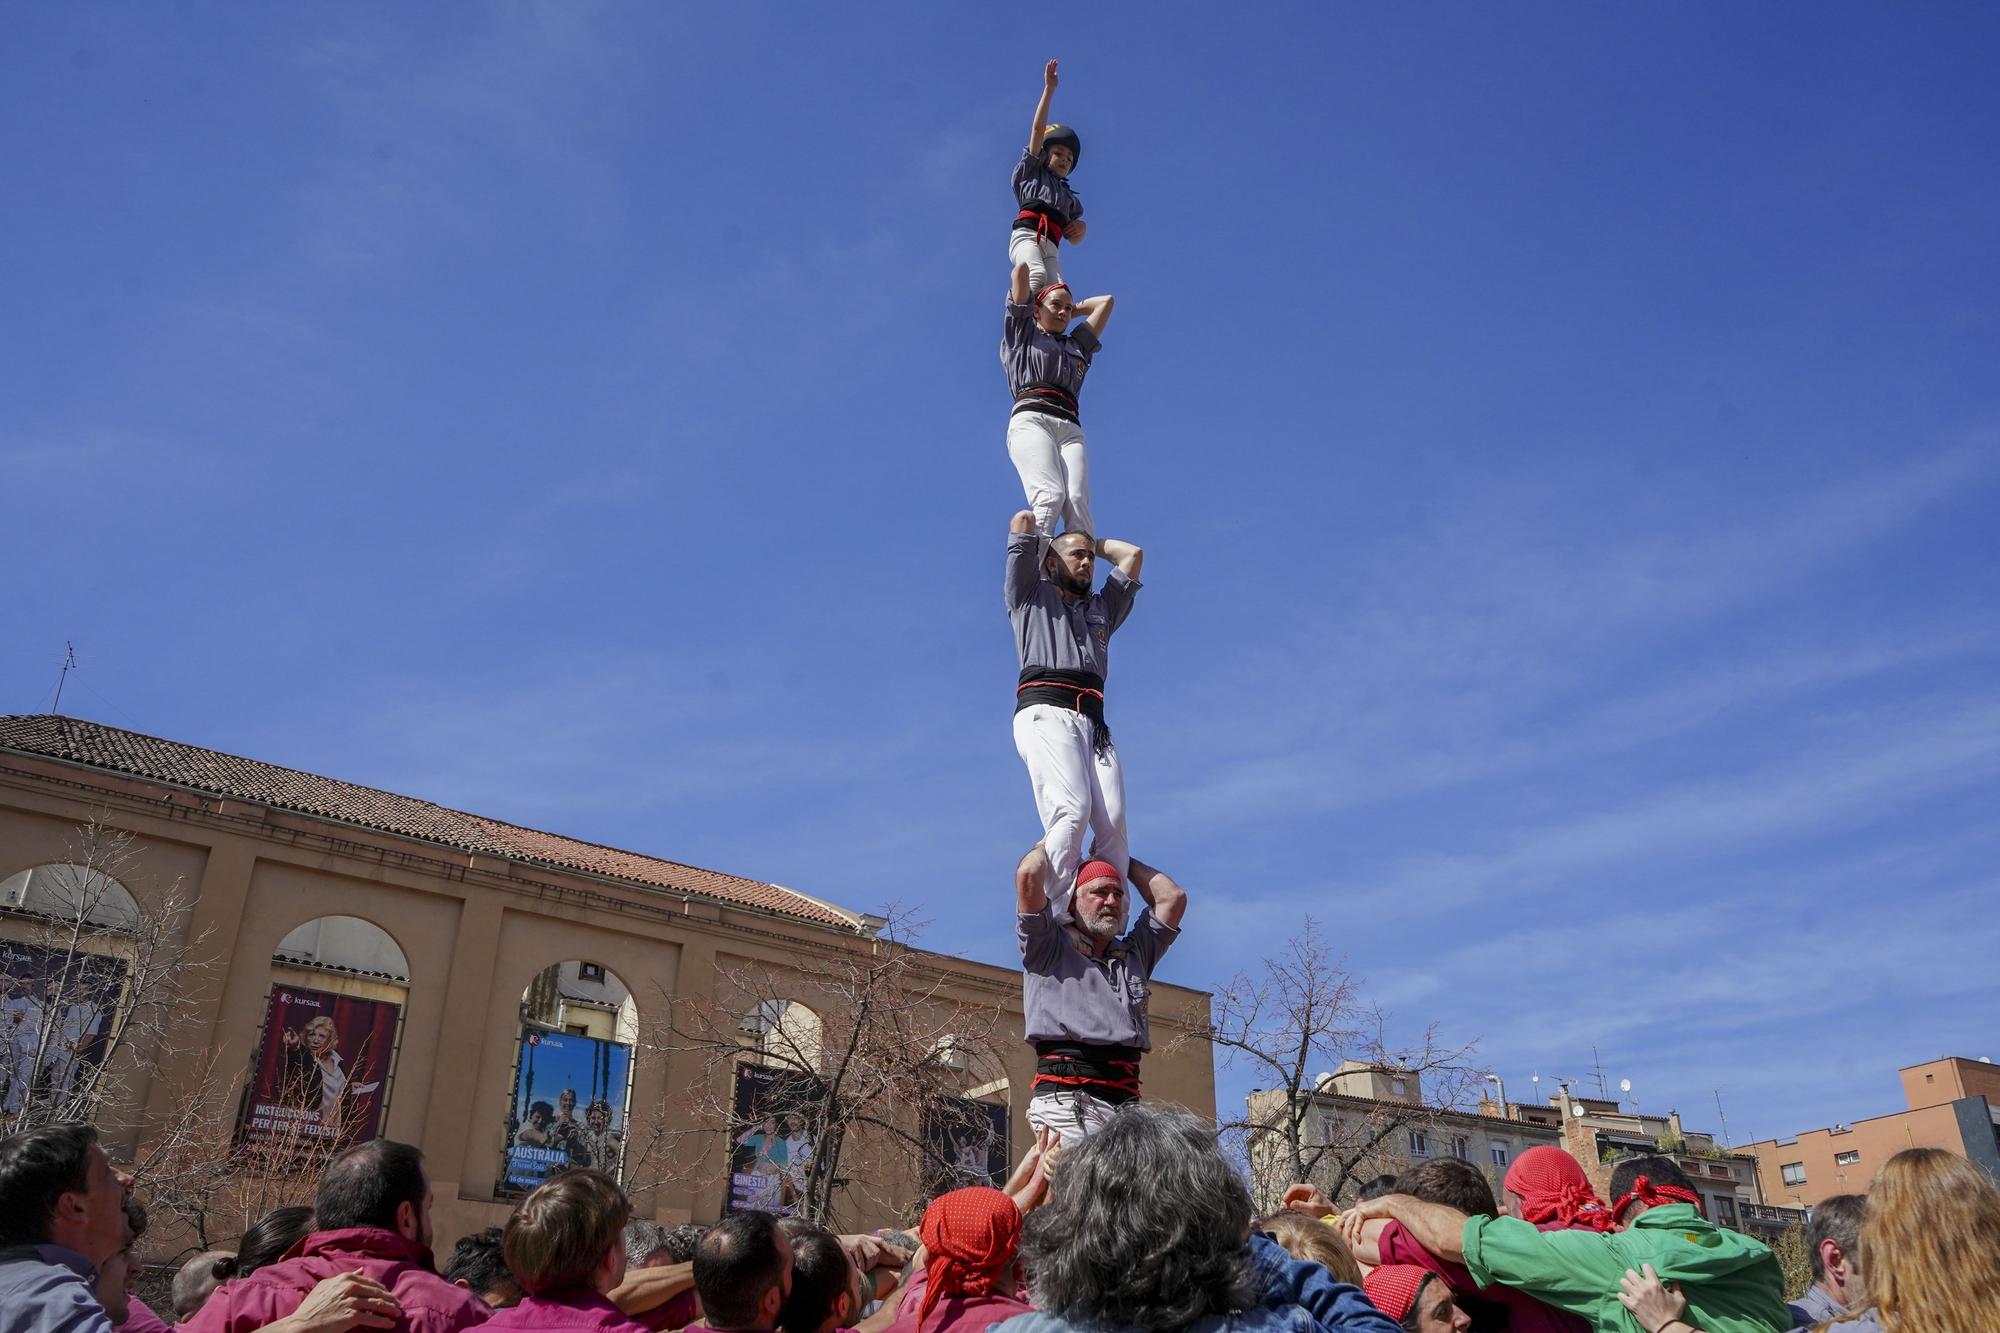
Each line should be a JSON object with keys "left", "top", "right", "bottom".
{"left": 5, "top": 4, "right": 1997, "bottom": 1151}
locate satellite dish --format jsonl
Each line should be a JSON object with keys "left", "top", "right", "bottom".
{"left": 1619, "top": 1078, "right": 1632, "bottom": 1094}
{"left": 1531, "top": 1073, "right": 1541, "bottom": 1084}
{"left": 1570, "top": 1104, "right": 1586, "bottom": 1118}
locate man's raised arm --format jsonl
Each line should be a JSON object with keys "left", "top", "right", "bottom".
{"left": 1127, "top": 857, "right": 1186, "bottom": 929}
{"left": 1095, "top": 534, "right": 1143, "bottom": 581}
{"left": 1017, "top": 844, "right": 1051, "bottom": 916}
{"left": 1006, "top": 509, "right": 1042, "bottom": 609}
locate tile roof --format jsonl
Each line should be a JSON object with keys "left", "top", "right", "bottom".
{"left": 0, "top": 714, "right": 856, "bottom": 930}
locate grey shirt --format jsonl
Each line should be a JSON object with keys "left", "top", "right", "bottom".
{"left": 1789, "top": 1285, "right": 1847, "bottom": 1328}
{"left": 1018, "top": 906, "right": 1178, "bottom": 1049}
{"left": 1005, "top": 531, "right": 1140, "bottom": 677}
{"left": 1000, "top": 300, "right": 1100, "bottom": 404}
{"left": 1012, "top": 147, "right": 1083, "bottom": 225}
{"left": 0, "top": 1244, "right": 113, "bottom": 1333}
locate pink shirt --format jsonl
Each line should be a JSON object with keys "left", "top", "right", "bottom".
{"left": 180, "top": 1228, "right": 491, "bottom": 1333}
{"left": 880, "top": 1266, "right": 1033, "bottom": 1333}
{"left": 483, "top": 1292, "right": 651, "bottom": 1333}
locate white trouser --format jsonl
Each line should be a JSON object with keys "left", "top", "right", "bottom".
{"left": 1013, "top": 704, "right": 1127, "bottom": 922}
{"left": 1009, "top": 229, "right": 1064, "bottom": 295}
{"left": 4, "top": 1043, "right": 35, "bottom": 1112}
{"left": 1006, "top": 411, "right": 1092, "bottom": 540}
{"left": 1026, "top": 1088, "right": 1121, "bottom": 1147}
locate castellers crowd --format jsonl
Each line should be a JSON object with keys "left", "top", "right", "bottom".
{"left": 5, "top": 1106, "right": 2000, "bottom": 1333}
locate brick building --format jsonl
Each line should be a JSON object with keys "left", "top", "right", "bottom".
{"left": 1743, "top": 1057, "right": 2000, "bottom": 1208}
{"left": 0, "top": 714, "right": 1215, "bottom": 1246}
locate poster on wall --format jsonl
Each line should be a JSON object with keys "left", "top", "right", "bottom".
{"left": 0, "top": 941, "right": 127, "bottom": 1117}
{"left": 728, "top": 1062, "right": 826, "bottom": 1215}
{"left": 922, "top": 1095, "right": 1010, "bottom": 1198}
{"left": 499, "top": 1028, "right": 631, "bottom": 1195}
{"left": 239, "top": 984, "right": 399, "bottom": 1156}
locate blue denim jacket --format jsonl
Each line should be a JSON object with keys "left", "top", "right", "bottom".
{"left": 995, "top": 1235, "right": 1400, "bottom": 1333}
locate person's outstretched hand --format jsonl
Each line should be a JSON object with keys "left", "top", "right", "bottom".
{"left": 1044, "top": 60, "right": 1059, "bottom": 90}
{"left": 279, "top": 1271, "right": 400, "bottom": 1333}
{"left": 1618, "top": 1265, "right": 1691, "bottom": 1333}
{"left": 1282, "top": 1182, "right": 1334, "bottom": 1216}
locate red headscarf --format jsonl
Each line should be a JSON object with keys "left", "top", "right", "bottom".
{"left": 1363, "top": 1265, "right": 1435, "bottom": 1323}
{"left": 1075, "top": 860, "right": 1120, "bottom": 891}
{"left": 916, "top": 1187, "right": 1021, "bottom": 1333}
{"left": 1610, "top": 1175, "right": 1703, "bottom": 1224}
{"left": 1503, "top": 1145, "right": 1614, "bottom": 1232}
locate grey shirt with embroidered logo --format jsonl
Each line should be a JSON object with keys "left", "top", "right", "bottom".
{"left": 1001, "top": 300, "right": 1100, "bottom": 405}
{"left": 1019, "top": 906, "right": 1178, "bottom": 1050}
{"left": 1005, "top": 530, "right": 1140, "bottom": 677}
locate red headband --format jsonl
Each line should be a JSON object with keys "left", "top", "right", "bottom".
{"left": 1362, "top": 1266, "right": 1434, "bottom": 1323}
{"left": 1035, "top": 282, "right": 1072, "bottom": 310}
{"left": 1076, "top": 860, "right": 1120, "bottom": 890}
{"left": 1610, "top": 1175, "right": 1703, "bottom": 1224}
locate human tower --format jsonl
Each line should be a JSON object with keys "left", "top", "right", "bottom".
{"left": 1000, "top": 62, "right": 1185, "bottom": 1149}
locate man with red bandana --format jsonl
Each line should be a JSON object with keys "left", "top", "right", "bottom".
{"left": 880, "top": 1186, "right": 1033, "bottom": 1333}
{"left": 1336, "top": 1155, "right": 1789, "bottom": 1333}
{"left": 1014, "top": 847, "right": 1186, "bottom": 1146}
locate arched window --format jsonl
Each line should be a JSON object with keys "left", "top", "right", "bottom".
{"left": 0, "top": 864, "right": 140, "bottom": 932}
{"left": 273, "top": 915, "right": 411, "bottom": 983}
{"left": 740, "top": 998, "right": 824, "bottom": 1074}
{"left": 241, "top": 915, "right": 412, "bottom": 1160}
{"left": 503, "top": 961, "right": 638, "bottom": 1195}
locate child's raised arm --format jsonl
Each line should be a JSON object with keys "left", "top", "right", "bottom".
{"left": 1011, "top": 260, "right": 1034, "bottom": 305}
{"left": 1028, "top": 59, "right": 1058, "bottom": 153}
{"left": 1077, "top": 292, "right": 1114, "bottom": 337}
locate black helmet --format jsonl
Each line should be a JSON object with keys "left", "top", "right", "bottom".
{"left": 1043, "top": 123, "right": 1081, "bottom": 165}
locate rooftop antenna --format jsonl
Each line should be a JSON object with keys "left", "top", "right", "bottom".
{"left": 1591, "top": 1045, "right": 1609, "bottom": 1100}
{"left": 1714, "top": 1088, "right": 1733, "bottom": 1149}
{"left": 51, "top": 642, "right": 77, "bottom": 714}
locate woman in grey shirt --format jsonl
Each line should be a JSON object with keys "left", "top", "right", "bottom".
{"left": 1002, "top": 259, "right": 1114, "bottom": 539}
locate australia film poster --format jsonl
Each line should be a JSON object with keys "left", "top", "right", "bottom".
{"left": 1, "top": 941, "right": 127, "bottom": 1118}
{"left": 728, "top": 1062, "right": 825, "bottom": 1215}
{"left": 500, "top": 1028, "right": 631, "bottom": 1195}
{"left": 239, "top": 984, "right": 399, "bottom": 1155}
{"left": 921, "top": 1095, "right": 1010, "bottom": 1198}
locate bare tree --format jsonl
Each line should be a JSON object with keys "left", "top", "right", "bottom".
{"left": 645, "top": 909, "right": 1007, "bottom": 1227}
{"left": 1187, "top": 917, "right": 1480, "bottom": 1210}
{"left": 1, "top": 818, "right": 213, "bottom": 1134}
{"left": 124, "top": 1049, "right": 349, "bottom": 1254}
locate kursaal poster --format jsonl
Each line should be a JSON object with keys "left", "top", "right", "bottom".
{"left": 501, "top": 1027, "right": 630, "bottom": 1195}
{"left": 728, "top": 1062, "right": 825, "bottom": 1215}
{"left": 240, "top": 984, "right": 398, "bottom": 1155}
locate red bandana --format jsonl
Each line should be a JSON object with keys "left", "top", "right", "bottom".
{"left": 1503, "top": 1145, "right": 1614, "bottom": 1232}
{"left": 1075, "top": 860, "right": 1120, "bottom": 891}
{"left": 1611, "top": 1175, "right": 1704, "bottom": 1224}
{"left": 916, "top": 1187, "right": 1021, "bottom": 1333}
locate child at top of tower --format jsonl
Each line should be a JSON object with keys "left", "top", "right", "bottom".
{"left": 1012, "top": 59, "right": 1086, "bottom": 296}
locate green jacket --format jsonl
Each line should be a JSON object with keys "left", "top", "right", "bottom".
{"left": 1461, "top": 1206, "right": 1790, "bottom": 1333}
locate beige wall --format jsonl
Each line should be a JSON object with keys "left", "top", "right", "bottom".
{"left": 0, "top": 748, "right": 1215, "bottom": 1251}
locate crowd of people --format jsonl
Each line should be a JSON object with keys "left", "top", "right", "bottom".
{"left": 5, "top": 1106, "right": 2000, "bottom": 1333}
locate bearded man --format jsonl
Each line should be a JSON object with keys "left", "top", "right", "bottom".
{"left": 1004, "top": 508, "right": 1143, "bottom": 923}
{"left": 1015, "top": 846, "right": 1186, "bottom": 1146}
